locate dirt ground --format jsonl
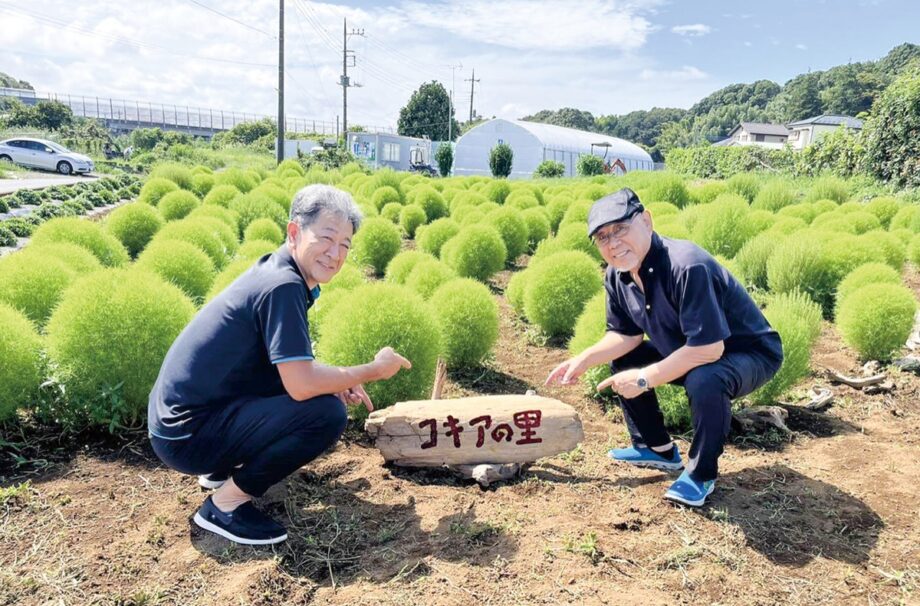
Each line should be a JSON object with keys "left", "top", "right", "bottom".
{"left": 2, "top": 270, "right": 920, "bottom": 606}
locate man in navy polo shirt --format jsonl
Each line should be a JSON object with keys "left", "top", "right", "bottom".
{"left": 148, "top": 184, "right": 411, "bottom": 545}
{"left": 546, "top": 188, "right": 783, "bottom": 506}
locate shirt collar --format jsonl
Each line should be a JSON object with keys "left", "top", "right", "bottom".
{"left": 617, "top": 232, "right": 666, "bottom": 284}
{"left": 276, "top": 245, "right": 321, "bottom": 305}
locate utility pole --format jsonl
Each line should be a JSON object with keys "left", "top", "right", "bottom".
{"left": 447, "top": 63, "right": 462, "bottom": 141}
{"left": 465, "top": 69, "right": 480, "bottom": 124}
{"left": 340, "top": 19, "right": 364, "bottom": 144}
{"left": 276, "top": 0, "right": 284, "bottom": 164}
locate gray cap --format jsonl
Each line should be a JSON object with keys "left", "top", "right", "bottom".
{"left": 586, "top": 188, "right": 644, "bottom": 238}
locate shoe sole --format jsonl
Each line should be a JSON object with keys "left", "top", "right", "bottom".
{"left": 193, "top": 512, "right": 288, "bottom": 546}
{"left": 663, "top": 483, "right": 716, "bottom": 507}
{"left": 608, "top": 455, "right": 684, "bottom": 472}
{"left": 198, "top": 477, "right": 226, "bottom": 490}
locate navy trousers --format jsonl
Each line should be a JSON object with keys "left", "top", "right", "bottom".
{"left": 611, "top": 337, "right": 782, "bottom": 482}
{"left": 150, "top": 393, "right": 347, "bottom": 497}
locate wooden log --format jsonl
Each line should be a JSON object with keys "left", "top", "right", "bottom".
{"left": 364, "top": 395, "right": 584, "bottom": 467}
{"left": 823, "top": 367, "right": 886, "bottom": 389}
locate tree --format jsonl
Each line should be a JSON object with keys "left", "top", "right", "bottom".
{"left": 32, "top": 101, "right": 73, "bottom": 130}
{"left": 435, "top": 143, "right": 453, "bottom": 177}
{"left": 489, "top": 143, "right": 513, "bottom": 178}
{"left": 534, "top": 160, "right": 565, "bottom": 178}
{"left": 1, "top": 99, "right": 36, "bottom": 127}
{"left": 520, "top": 107, "right": 596, "bottom": 131}
{"left": 863, "top": 66, "right": 920, "bottom": 188}
{"left": 576, "top": 154, "right": 604, "bottom": 177}
{"left": 398, "top": 81, "right": 459, "bottom": 141}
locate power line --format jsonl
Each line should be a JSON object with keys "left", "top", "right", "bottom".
{"left": 182, "top": 0, "right": 276, "bottom": 39}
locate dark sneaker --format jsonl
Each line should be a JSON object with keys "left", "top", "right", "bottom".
{"left": 198, "top": 472, "right": 229, "bottom": 490}
{"left": 664, "top": 470, "right": 716, "bottom": 507}
{"left": 608, "top": 444, "right": 684, "bottom": 471}
{"left": 193, "top": 496, "right": 288, "bottom": 545}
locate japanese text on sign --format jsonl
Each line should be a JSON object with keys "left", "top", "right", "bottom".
{"left": 418, "top": 410, "right": 543, "bottom": 449}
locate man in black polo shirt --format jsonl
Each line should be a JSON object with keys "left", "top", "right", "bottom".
{"left": 546, "top": 188, "right": 783, "bottom": 507}
{"left": 148, "top": 184, "right": 411, "bottom": 545}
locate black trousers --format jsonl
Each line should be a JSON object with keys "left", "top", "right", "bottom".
{"left": 611, "top": 337, "right": 782, "bottom": 482}
{"left": 150, "top": 393, "right": 347, "bottom": 497}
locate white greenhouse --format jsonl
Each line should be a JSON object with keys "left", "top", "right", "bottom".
{"left": 452, "top": 118, "right": 654, "bottom": 179}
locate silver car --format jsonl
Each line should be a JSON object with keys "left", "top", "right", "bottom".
{"left": 0, "top": 137, "right": 94, "bottom": 175}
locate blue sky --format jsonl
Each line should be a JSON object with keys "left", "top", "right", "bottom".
{"left": 0, "top": 1, "right": 916, "bottom": 130}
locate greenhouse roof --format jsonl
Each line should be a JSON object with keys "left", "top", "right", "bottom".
{"left": 501, "top": 119, "right": 652, "bottom": 160}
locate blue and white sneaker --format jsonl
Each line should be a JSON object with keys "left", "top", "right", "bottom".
{"left": 664, "top": 470, "right": 716, "bottom": 507}
{"left": 608, "top": 444, "right": 684, "bottom": 471}
{"left": 193, "top": 496, "right": 288, "bottom": 545}
{"left": 198, "top": 472, "right": 229, "bottom": 490}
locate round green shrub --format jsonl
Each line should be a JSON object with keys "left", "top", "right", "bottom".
{"left": 207, "top": 259, "right": 255, "bottom": 301}
{"left": 151, "top": 219, "right": 229, "bottom": 270}
{"left": 523, "top": 250, "right": 602, "bottom": 337}
{"left": 138, "top": 177, "right": 179, "bottom": 206}
{"left": 399, "top": 204, "right": 427, "bottom": 238}
{"left": 506, "top": 191, "right": 539, "bottom": 210}
{"left": 766, "top": 236, "right": 837, "bottom": 317}
{"left": 188, "top": 204, "right": 240, "bottom": 233}
{"left": 244, "top": 218, "right": 284, "bottom": 244}
{"left": 835, "top": 262, "right": 902, "bottom": 310}
{"left": 0, "top": 303, "right": 43, "bottom": 421}
{"left": 30, "top": 217, "right": 130, "bottom": 267}
{"left": 441, "top": 224, "right": 507, "bottom": 282}
{"left": 319, "top": 283, "right": 441, "bottom": 419}
{"left": 521, "top": 207, "right": 551, "bottom": 252}
{"left": 416, "top": 218, "right": 460, "bottom": 258}
{"left": 236, "top": 239, "right": 277, "bottom": 261}
{"left": 646, "top": 202, "right": 680, "bottom": 218}
{"left": 409, "top": 187, "right": 447, "bottom": 221}
{"left": 203, "top": 184, "right": 242, "bottom": 207}
{"left": 836, "top": 283, "right": 916, "bottom": 361}
{"left": 324, "top": 262, "right": 365, "bottom": 293}
{"left": 158, "top": 190, "right": 200, "bottom": 222}
{"left": 655, "top": 219, "right": 691, "bottom": 240}
{"left": 726, "top": 173, "right": 761, "bottom": 202}
{"left": 484, "top": 180, "right": 511, "bottom": 205}
{"left": 149, "top": 163, "right": 194, "bottom": 190}
{"left": 0, "top": 253, "right": 77, "bottom": 327}
{"left": 859, "top": 231, "right": 906, "bottom": 271}
{"left": 752, "top": 181, "right": 796, "bottom": 211}
{"left": 505, "top": 268, "right": 530, "bottom": 316}
{"left": 803, "top": 176, "right": 849, "bottom": 204}
{"left": 768, "top": 216, "right": 808, "bottom": 236}
{"left": 484, "top": 207, "right": 529, "bottom": 264}
{"left": 229, "top": 192, "right": 287, "bottom": 233}
{"left": 405, "top": 259, "right": 457, "bottom": 299}
{"left": 215, "top": 167, "right": 257, "bottom": 193}
{"left": 372, "top": 185, "right": 402, "bottom": 211}
{"left": 751, "top": 291, "right": 823, "bottom": 405}
{"left": 20, "top": 242, "right": 102, "bottom": 274}
{"left": 254, "top": 183, "right": 292, "bottom": 212}
{"left": 430, "top": 278, "right": 498, "bottom": 368}
{"left": 546, "top": 197, "right": 572, "bottom": 232}
{"left": 777, "top": 203, "right": 816, "bottom": 223}
{"left": 46, "top": 269, "right": 195, "bottom": 428}
{"left": 135, "top": 239, "right": 217, "bottom": 302}
{"left": 309, "top": 288, "right": 349, "bottom": 344}
{"left": 688, "top": 181, "right": 728, "bottom": 205}
{"left": 690, "top": 194, "right": 752, "bottom": 258}
{"left": 568, "top": 291, "right": 611, "bottom": 391}
{"left": 735, "top": 232, "right": 783, "bottom": 290}
{"left": 865, "top": 196, "right": 901, "bottom": 228}
{"left": 191, "top": 172, "right": 215, "bottom": 198}
{"left": 560, "top": 199, "right": 594, "bottom": 229}
{"left": 385, "top": 250, "right": 436, "bottom": 284}
{"left": 645, "top": 173, "right": 690, "bottom": 208}
{"left": 352, "top": 217, "right": 402, "bottom": 276}
{"left": 381, "top": 202, "right": 403, "bottom": 223}
{"left": 105, "top": 203, "right": 164, "bottom": 258}
{"left": 747, "top": 209, "right": 776, "bottom": 235}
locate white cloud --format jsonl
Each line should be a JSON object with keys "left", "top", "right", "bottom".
{"left": 398, "top": 0, "right": 659, "bottom": 51}
{"left": 639, "top": 66, "right": 708, "bottom": 81}
{"left": 671, "top": 24, "right": 711, "bottom": 37}
{"left": 744, "top": 41, "right": 753, "bottom": 47}
{"left": 796, "top": 43, "right": 808, "bottom": 50}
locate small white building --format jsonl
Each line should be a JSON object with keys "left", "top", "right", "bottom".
{"left": 453, "top": 118, "right": 653, "bottom": 179}
{"left": 786, "top": 115, "right": 863, "bottom": 150}
{"left": 714, "top": 122, "right": 791, "bottom": 149}
{"left": 346, "top": 131, "right": 432, "bottom": 172}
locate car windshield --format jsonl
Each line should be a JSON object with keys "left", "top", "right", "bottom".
{"left": 44, "top": 141, "right": 70, "bottom": 153}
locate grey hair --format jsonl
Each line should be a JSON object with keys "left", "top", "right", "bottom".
{"left": 289, "top": 184, "right": 363, "bottom": 234}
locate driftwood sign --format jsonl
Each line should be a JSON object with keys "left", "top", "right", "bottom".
{"left": 364, "top": 395, "right": 584, "bottom": 467}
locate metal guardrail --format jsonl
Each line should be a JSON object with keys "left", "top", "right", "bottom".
{"left": 0, "top": 87, "right": 396, "bottom": 137}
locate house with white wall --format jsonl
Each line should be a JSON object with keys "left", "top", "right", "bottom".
{"left": 786, "top": 115, "right": 863, "bottom": 150}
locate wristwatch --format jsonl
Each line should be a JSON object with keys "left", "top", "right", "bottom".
{"left": 636, "top": 372, "right": 649, "bottom": 392}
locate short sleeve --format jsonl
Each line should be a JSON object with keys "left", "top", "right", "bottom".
{"left": 605, "top": 281, "right": 643, "bottom": 336}
{"left": 677, "top": 264, "right": 730, "bottom": 347}
{"left": 255, "top": 283, "right": 314, "bottom": 363}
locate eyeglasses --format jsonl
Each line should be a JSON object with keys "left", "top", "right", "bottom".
{"left": 593, "top": 212, "right": 640, "bottom": 247}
